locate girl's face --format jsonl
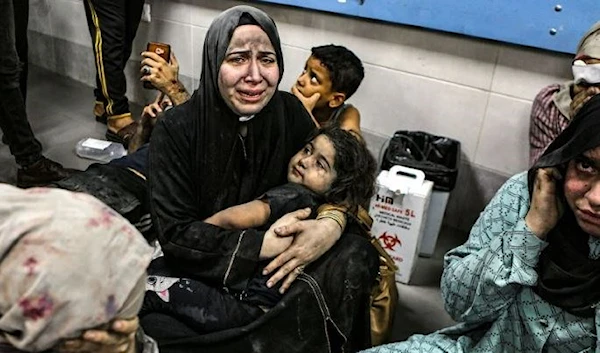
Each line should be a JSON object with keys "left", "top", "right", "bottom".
{"left": 287, "top": 134, "right": 337, "bottom": 194}
{"left": 218, "top": 25, "right": 280, "bottom": 116}
{"left": 564, "top": 145, "right": 600, "bottom": 237}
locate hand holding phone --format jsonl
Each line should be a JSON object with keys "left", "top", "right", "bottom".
{"left": 142, "top": 42, "right": 171, "bottom": 89}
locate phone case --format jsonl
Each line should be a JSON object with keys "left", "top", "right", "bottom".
{"left": 144, "top": 42, "right": 171, "bottom": 89}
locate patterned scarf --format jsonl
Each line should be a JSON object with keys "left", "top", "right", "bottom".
{"left": 0, "top": 185, "right": 152, "bottom": 352}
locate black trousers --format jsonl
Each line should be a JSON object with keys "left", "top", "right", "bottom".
{"left": 13, "top": 0, "right": 28, "bottom": 99}
{"left": 0, "top": 0, "right": 42, "bottom": 166}
{"left": 83, "top": 0, "right": 145, "bottom": 117}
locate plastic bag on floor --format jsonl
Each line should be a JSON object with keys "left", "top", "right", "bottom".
{"left": 380, "top": 131, "right": 460, "bottom": 192}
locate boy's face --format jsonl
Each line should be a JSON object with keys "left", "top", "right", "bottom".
{"left": 294, "top": 56, "right": 345, "bottom": 110}
{"left": 287, "top": 134, "right": 337, "bottom": 195}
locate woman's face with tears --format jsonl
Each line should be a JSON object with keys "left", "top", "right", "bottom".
{"left": 218, "top": 25, "right": 280, "bottom": 116}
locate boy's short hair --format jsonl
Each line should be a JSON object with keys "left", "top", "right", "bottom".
{"left": 311, "top": 44, "right": 364, "bottom": 99}
{"left": 310, "top": 126, "right": 376, "bottom": 212}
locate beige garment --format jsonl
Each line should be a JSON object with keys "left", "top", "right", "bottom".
{"left": 0, "top": 185, "right": 152, "bottom": 352}
{"left": 576, "top": 21, "right": 600, "bottom": 58}
{"left": 553, "top": 21, "right": 600, "bottom": 119}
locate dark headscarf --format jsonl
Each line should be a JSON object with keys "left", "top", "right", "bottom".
{"left": 174, "top": 5, "right": 311, "bottom": 215}
{"left": 530, "top": 94, "right": 600, "bottom": 317}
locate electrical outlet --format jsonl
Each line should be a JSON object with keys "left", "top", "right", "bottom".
{"left": 141, "top": 3, "right": 151, "bottom": 23}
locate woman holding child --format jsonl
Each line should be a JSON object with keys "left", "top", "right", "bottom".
{"left": 364, "top": 95, "right": 600, "bottom": 352}
{"left": 138, "top": 5, "right": 378, "bottom": 353}
{"left": 51, "top": 6, "right": 376, "bottom": 353}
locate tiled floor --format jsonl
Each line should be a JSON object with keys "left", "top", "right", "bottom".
{"left": 0, "top": 66, "right": 467, "bottom": 342}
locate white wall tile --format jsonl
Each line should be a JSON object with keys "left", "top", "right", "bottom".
{"left": 280, "top": 45, "right": 311, "bottom": 94}
{"left": 474, "top": 94, "right": 531, "bottom": 175}
{"left": 151, "top": 0, "right": 192, "bottom": 25}
{"left": 29, "top": 0, "right": 53, "bottom": 35}
{"left": 124, "top": 58, "right": 159, "bottom": 107}
{"left": 491, "top": 46, "right": 572, "bottom": 100}
{"left": 49, "top": 0, "right": 91, "bottom": 47}
{"left": 129, "top": 21, "right": 152, "bottom": 62}
{"left": 353, "top": 65, "right": 488, "bottom": 160}
{"left": 28, "top": 31, "right": 56, "bottom": 73}
{"left": 53, "top": 37, "right": 95, "bottom": 87}
{"left": 148, "top": 20, "right": 193, "bottom": 77}
{"left": 188, "top": 0, "right": 242, "bottom": 28}
{"left": 270, "top": 12, "right": 328, "bottom": 51}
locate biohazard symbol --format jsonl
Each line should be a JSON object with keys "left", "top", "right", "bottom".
{"left": 378, "top": 232, "right": 401, "bottom": 251}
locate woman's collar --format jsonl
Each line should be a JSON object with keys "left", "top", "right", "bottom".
{"left": 239, "top": 115, "right": 255, "bottom": 122}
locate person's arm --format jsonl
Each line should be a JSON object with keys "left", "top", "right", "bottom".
{"left": 58, "top": 318, "right": 141, "bottom": 353}
{"left": 140, "top": 51, "right": 190, "bottom": 103}
{"left": 164, "top": 80, "right": 190, "bottom": 106}
{"left": 262, "top": 214, "right": 344, "bottom": 293}
{"left": 131, "top": 52, "right": 191, "bottom": 152}
{"left": 337, "top": 105, "right": 362, "bottom": 136}
{"left": 128, "top": 93, "right": 164, "bottom": 153}
{"left": 440, "top": 172, "right": 551, "bottom": 324}
{"left": 291, "top": 85, "right": 320, "bottom": 127}
{"left": 205, "top": 200, "right": 271, "bottom": 230}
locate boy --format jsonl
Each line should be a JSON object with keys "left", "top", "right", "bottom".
{"left": 292, "top": 44, "right": 365, "bottom": 135}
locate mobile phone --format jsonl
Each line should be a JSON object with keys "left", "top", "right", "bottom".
{"left": 143, "top": 42, "right": 171, "bottom": 89}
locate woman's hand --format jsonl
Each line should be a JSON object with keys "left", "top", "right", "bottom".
{"left": 259, "top": 208, "right": 311, "bottom": 260}
{"left": 58, "top": 318, "right": 138, "bottom": 353}
{"left": 263, "top": 217, "right": 342, "bottom": 293}
{"left": 525, "top": 167, "right": 563, "bottom": 239}
{"left": 141, "top": 51, "right": 180, "bottom": 95}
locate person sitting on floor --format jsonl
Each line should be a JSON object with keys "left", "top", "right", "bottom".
{"left": 142, "top": 126, "right": 377, "bottom": 333}
{"left": 362, "top": 94, "right": 600, "bottom": 352}
{"left": 530, "top": 21, "right": 600, "bottom": 164}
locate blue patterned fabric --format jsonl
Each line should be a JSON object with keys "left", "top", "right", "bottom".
{"left": 363, "top": 172, "right": 600, "bottom": 353}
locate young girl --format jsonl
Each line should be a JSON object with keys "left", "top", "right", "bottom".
{"left": 142, "top": 126, "right": 377, "bottom": 333}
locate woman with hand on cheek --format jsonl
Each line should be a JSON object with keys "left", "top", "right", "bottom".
{"left": 364, "top": 94, "right": 600, "bottom": 353}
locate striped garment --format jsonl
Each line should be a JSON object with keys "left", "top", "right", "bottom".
{"left": 363, "top": 172, "right": 600, "bottom": 353}
{"left": 529, "top": 85, "right": 570, "bottom": 166}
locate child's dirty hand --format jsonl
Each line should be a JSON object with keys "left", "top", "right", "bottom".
{"left": 292, "top": 85, "right": 321, "bottom": 113}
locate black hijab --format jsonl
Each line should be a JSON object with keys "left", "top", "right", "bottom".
{"left": 170, "top": 6, "right": 313, "bottom": 216}
{"left": 530, "top": 94, "right": 600, "bottom": 317}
